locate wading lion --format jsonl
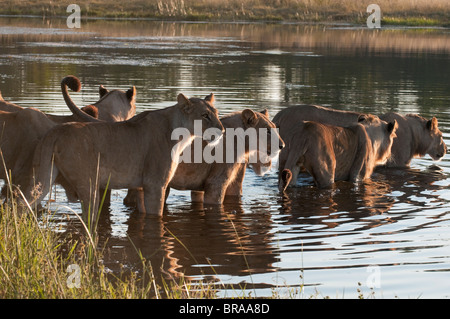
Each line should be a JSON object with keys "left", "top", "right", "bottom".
{"left": 24, "top": 93, "right": 224, "bottom": 219}
{"left": 279, "top": 118, "right": 398, "bottom": 191}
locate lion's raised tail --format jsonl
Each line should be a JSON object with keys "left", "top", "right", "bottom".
{"left": 61, "top": 75, "right": 100, "bottom": 123}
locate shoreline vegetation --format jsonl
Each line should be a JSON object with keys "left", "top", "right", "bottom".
{"left": 0, "top": 0, "right": 449, "bottom": 27}
{"left": 0, "top": 190, "right": 308, "bottom": 299}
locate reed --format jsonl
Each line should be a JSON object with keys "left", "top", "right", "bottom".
{"left": 0, "top": 191, "right": 150, "bottom": 298}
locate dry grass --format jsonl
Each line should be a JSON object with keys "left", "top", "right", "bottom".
{"left": 0, "top": 0, "right": 448, "bottom": 25}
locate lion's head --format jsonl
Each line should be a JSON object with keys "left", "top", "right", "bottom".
{"left": 358, "top": 114, "right": 398, "bottom": 165}
{"left": 177, "top": 93, "right": 224, "bottom": 141}
{"left": 94, "top": 85, "right": 137, "bottom": 122}
{"left": 422, "top": 116, "right": 447, "bottom": 161}
{"left": 241, "top": 109, "right": 284, "bottom": 174}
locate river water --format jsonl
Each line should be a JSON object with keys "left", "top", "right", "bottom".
{"left": 0, "top": 17, "right": 449, "bottom": 298}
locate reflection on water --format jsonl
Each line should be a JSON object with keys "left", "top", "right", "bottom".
{"left": 1, "top": 17, "right": 450, "bottom": 298}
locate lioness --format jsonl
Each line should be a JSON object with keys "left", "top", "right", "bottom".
{"left": 24, "top": 93, "right": 224, "bottom": 218}
{"left": 279, "top": 118, "right": 398, "bottom": 191}
{"left": 379, "top": 112, "right": 447, "bottom": 168}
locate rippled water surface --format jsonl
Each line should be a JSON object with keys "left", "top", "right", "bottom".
{"left": 1, "top": 17, "right": 450, "bottom": 298}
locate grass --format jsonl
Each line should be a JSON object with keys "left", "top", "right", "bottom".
{"left": 0, "top": 0, "right": 448, "bottom": 26}
{"left": 382, "top": 17, "right": 444, "bottom": 27}
{"left": 0, "top": 192, "right": 152, "bottom": 298}
{"left": 0, "top": 185, "right": 281, "bottom": 299}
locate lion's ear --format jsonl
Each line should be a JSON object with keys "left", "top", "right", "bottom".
{"left": 388, "top": 120, "right": 398, "bottom": 134}
{"left": 242, "top": 109, "right": 258, "bottom": 127}
{"left": 259, "top": 109, "right": 269, "bottom": 117}
{"left": 205, "top": 93, "right": 215, "bottom": 105}
{"left": 426, "top": 117, "right": 438, "bottom": 131}
{"left": 177, "top": 93, "right": 192, "bottom": 113}
{"left": 126, "top": 86, "right": 136, "bottom": 101}
{"left": 357, "top": 114, "right": 368, "bottom": 123}
{"left": 99, "top": 85, "right": 109, "bottom": 98}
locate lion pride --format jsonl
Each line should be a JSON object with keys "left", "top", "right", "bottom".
{"left": 278, "top": 118, "right": 398, "bottom": 191}
{"left": 23, "top": 93, "right": 224, "bottom": 219}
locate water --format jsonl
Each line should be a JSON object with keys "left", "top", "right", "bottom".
{"left": 1, "top": 17, "right": 450, "bottom": 298}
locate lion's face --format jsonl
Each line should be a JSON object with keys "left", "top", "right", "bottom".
{"left": 242, "top": 109, "right": 284, "bottom": 170}
{"left": 177, "top": 93, "right": 224, "bottom": 141}
{"left": 425, "top": 117, "right": 447, "bottom": 161}
{"left": 360, "top": 115, "right": 398, "bottom": 164}
{"left": 377, "top": 120, "right": 398, "bottom": 164}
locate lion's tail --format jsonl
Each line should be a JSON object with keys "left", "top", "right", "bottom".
{"left": 61, "top": 76, "right": 99, "bottom": 123}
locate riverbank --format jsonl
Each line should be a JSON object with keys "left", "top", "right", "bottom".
{"left": 0, "top": 0, "right": 448, "bottom": 27}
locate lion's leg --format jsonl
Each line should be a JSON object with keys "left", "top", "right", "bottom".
{"left": 191, "top": 191, "right": 204, "bottom": 202}
{"left": 310, "top": 158, "right": 335, "bottom": 189}
{"left": 225, "top": 164, "right": 245, "bottom": 197}
{"left": 77, "top": 184, "right": 101, "bottom": 223}
{"left": 277, "top": 147, "right": 289, "bottom": 185}
{"left": 203, "top": 184, "right": 226, "bottom": 205}
{"left": 136, "top": 188, "right": 146, "bottom": 213}
{"left": 290, "top": 165, "right": 301, "bottom": 186}
{"left": 143, "top": 184, "right": 165, "bottom": 216}
{"left": 164, "top": 187, "right": 171, "bottom": 203}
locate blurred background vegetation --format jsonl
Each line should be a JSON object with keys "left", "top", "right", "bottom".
{"left": 0, "top": 0, "right": 448, "bottom": 26}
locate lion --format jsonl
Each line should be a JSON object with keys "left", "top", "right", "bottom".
{"left": 379, "top": 112, "right": 447, "bottom": 168}
{"left": 124, "top": 109, "right": 284, "bottom": 208}
{"left": 23, "top": 93, "right": 224, "bottom": 219}
{"left": 0, "top": 76, "right": 136, "bottom": 198}
{"left": 278, "top": 118, "right": 398, "bottom": 191}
